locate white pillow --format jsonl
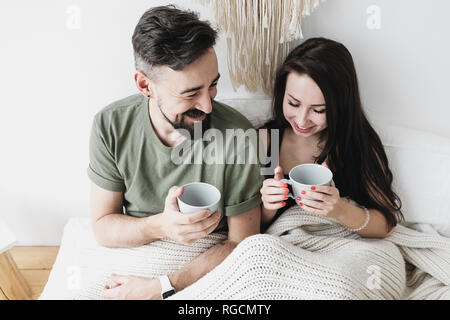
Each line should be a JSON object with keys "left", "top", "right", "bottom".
{"left": 372, "top": 119, "right": 450, "bottom": 237}
{"left": 218, "top": 98, "right": 272, "bottom": 128}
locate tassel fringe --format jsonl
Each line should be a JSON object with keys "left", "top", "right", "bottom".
{"left": 197, "top": 0, "right": 323, "bottom": 95}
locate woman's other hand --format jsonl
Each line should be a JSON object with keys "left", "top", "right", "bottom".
{"left": 260, "top": 166, "right": 289, "bottom": 225}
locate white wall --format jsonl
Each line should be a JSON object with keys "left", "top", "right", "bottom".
{"left": 1, "top": 0, "right": 449, "bottom": 245}
{"left": 301, "top": 0, "right": 450, "bottom": 136}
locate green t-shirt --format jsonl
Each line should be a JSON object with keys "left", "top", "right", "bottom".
{"left": 87, "top": 94, "right": 263, "bottom": 232}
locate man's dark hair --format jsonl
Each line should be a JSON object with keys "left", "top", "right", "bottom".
{"left": 132, "top": 5, "right": 218, "bottom": 78}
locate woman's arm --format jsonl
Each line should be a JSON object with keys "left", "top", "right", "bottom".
{"left": 299, "top": 183, "right": 392, "bottom": 239}
{"left": 261, "top": 207, "right": 277, "bottom": 227}
{"left": 331, "top": 199, "right": 391, "bottom": 238}
{"left": 259, "top": 127, "right": 274, "bottom": 227}
{"left": 258, "top": 127, "right": 286, "bottom": 228}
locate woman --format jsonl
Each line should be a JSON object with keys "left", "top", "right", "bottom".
{"left": 260, "top": 37, "right": 403, "bottom": 238}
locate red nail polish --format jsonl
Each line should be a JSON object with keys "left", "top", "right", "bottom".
{"left": 282, "top": 202, "right": 286, "bottom": 206}
{"left": 301, "top": 190, "right": 306, "bottom": 195}
{"left": 311, "top": 186, "right": 316, "bottom": 191}
{"left": 284, "top": 195, "right": 289, "bottom": 199}
{"left": 299, "top": 203, "right": 303, "bottom": 206}
{"left": 283, "top": 184, "right": 288, "bottom": 188}
{"left": 297, "top": 197, "right": 302, "bottom": 201}
{"left": 284, "top": 189, "right": 289, "bottom": 193}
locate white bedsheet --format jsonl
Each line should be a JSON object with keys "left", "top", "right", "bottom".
{"left": 39, "top": 218, "right": 97, "bottom": 299}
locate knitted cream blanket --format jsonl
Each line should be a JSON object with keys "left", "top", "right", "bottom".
{"left": 75, "top": 207, "right": 450, "bottom": 300}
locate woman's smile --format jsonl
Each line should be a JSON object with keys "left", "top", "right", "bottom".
{"left": 293, "top": 122, "right": 316, "bottom": 134}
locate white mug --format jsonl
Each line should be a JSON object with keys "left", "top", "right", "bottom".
{"left": 177, "top": 182, "right": 221, "bottom": 214}
{"left": 281, "top": 164, "right": 333, "bottom": 204}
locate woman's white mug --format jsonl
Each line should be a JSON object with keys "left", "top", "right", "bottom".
{"left": 177, "top": 182, "right": 221, "bottom": 214}
{"left": 281, "top": 164, "right": 333, "bottom": 204}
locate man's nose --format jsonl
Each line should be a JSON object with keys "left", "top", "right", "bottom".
{"left": 196, "top": 92, "right": 213, "bottom": 114}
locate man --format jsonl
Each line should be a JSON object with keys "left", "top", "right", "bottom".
{"left": 87, "top": 6, "right": 263, "bottom": 300}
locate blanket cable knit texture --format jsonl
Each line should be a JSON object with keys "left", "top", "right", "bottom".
{"left": 74, "top": 207, "right": 450, "bottom": 300}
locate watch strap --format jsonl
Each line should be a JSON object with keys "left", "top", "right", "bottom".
{"left": 158, "top": 275, "right": 175, "bottom": 299}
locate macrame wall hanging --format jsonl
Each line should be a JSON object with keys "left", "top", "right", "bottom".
{"left": 197, "top": 0, "right": 323, "bottom": 95}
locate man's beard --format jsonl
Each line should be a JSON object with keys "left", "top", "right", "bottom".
{"left": 157, "top": 98, "right": 212, "bottom": 140}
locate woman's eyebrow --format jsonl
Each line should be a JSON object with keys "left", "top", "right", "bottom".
{"left": 288, "top": 94, "right": 325, "bottom": 107}
{"left": 211, "top": 73, "right": 221, "bottom": 83}
{"left": 288, "top": 94, "right": 300, "bottom": 102}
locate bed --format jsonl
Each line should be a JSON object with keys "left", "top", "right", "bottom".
{"left": 39, "top": 99, "right": 450, "bottom": 300}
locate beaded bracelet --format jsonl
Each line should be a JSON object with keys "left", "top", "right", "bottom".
{"left": 348, "top": 207, "right": 371, "bottom": 232}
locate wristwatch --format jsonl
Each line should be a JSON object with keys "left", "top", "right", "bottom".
{"left": 158, "top": 275, "right": 176, "bottom": 300}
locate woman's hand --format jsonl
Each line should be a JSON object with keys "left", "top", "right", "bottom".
{"left": 260, "top": 166, "right": 289, "bottom": 211}
{"left": 297, "top": 162, "right": 344, "bottom": 218}
{"left": 260, "top": 166, "right": 290, "bottom": 226}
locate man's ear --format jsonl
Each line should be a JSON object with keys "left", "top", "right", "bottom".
{"left": 134, "top": 71, "right": 152, "bottom": 98}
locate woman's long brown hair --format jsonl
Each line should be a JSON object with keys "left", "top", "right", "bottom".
{"left": 271, "top": 37, "right": 403, "bottom": 230}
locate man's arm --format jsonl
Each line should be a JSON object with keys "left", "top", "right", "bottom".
{"left": 168, "top": 205, "right": 261, "bottom": 293}
{"left": 90, "top": 182, "right": 162, "bottom": 248}
{"left": 102, "top": 205, "right": 261, "bottom": 300}
{"left": 101, "top": 201, "right": 261, "bottom": 300}
{"left": 91, "top": 183, "right": 222, "bottom": 248}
